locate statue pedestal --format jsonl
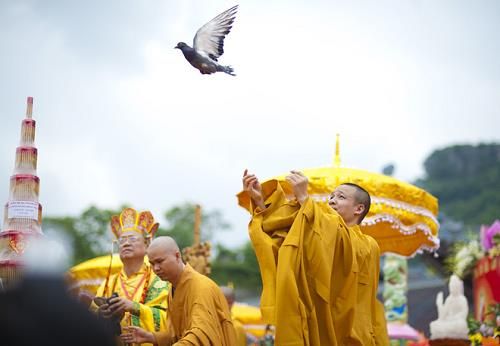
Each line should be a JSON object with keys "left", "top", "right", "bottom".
{"left": 429, "top": 339, "right": 470, "bottom": 346}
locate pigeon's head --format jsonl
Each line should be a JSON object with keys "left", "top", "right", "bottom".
{"left": 175, "top": 42, "right": 188, "bottom": 50}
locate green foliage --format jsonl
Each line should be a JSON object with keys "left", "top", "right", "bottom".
{"left": 417, "top": 143, "right": 500, "bottom": 227}
{"left": 381, "top": 163, "right": 395, "bottom": 176}
{"left": 43, "top": 203, "right": 232, "bottom": 269}
{"left": 157, "top": 203, "right": 230, "bottom": 250}
{"left": 467, "top": 303, "right": 500, "bottom": 338}
{"left": 211, "top": 242, "right": 262, "bottom": 290}
{"left": 43, "top": 205, "right": 125, "bottom": 264}
{"left": 468, "top": 315, "right": 482, "bottom": 334}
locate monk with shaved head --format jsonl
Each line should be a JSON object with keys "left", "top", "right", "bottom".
{"left": 239, "top": 170, "right": 389, "bottom": 346}
{"left": 121, "top": 237, "right": 236, "bottom": 345}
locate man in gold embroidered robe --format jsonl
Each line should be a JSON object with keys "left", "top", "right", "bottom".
{"left": 121, "top": 236, "right": 236, "bottom": 345}
{"left": 92, "top": 208, "right": 169, "bottom": 345}
{"left": 239, "top": 170, "right": 389, "bottom": 345}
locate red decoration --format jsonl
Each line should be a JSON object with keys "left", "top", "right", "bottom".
{"left": 473, "top": 256, "right": 500, "bottom": 321}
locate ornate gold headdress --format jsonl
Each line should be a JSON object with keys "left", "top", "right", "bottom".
{"left": 110, "top": 207, "right": 159, "bottom": 239}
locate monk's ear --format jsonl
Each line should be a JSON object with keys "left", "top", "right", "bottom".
{"left": 354, "top": 203, "right": 365, "bottom": 216}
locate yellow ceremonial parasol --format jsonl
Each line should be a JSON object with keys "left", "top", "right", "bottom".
{"left": 260, "top": 135, "right": 440, "bottom": 257}
{"left": 67, "top": 254, "right": 124, "bottom": 295}
{"left": 68, "top": 255, "right": 268, "bottom": 337}
{"left": 232, "top": 302, "right": 268, "bottom": 338}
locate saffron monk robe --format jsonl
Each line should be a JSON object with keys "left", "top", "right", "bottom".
{"left": 121, "top": 236, "right": 237, "bottom": 346}
{"left": 90, "top": 208, "right": 169, "bottom": 346}
{"left": 239, "top": 170, "right": 389, "bottom": 346}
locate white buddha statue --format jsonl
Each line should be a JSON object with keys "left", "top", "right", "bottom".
{"left": 430, "top": 274, "right": 469, "bottom": 340}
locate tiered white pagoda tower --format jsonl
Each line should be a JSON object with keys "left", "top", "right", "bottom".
{"left": 0, "top": 97, "right": 43, "bottom": 287}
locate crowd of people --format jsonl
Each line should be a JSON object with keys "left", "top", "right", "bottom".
{"left": 0, "top": 169, "right": 389, "bottom": 346}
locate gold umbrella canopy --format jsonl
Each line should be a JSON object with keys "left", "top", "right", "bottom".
{"left": 268, "top": 141, "right": 439, "bottom": 257}
{"left": 67, "top": 254, "right": 123, "bottom": 295}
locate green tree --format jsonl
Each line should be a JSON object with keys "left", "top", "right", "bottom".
{"left": 211, "top": 242, "right": 262, "bottom": 290}
{"left": 416, "top": 143, "right": 500, "bottom": 227}
{"left": 43, "top": 205, "right": 125, "bottom": 265}
{"left": 42, "top": 203, "right": 263, "bottom": 291}
{"left": 43, "top": 203, "right": 231, "bottom": 266}
{"left": 157, "top": 203, "right": 230, "bottom": 250}
{"left": 415, "top": 143, "right": 500, "bottom": 304}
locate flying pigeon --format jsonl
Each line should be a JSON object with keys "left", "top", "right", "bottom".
{"left": 175, "top": 5, "right": 238, "bottom": 76}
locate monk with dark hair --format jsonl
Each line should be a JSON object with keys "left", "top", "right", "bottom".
{"left": 338, "top": 182, "right": 371, "bottom": 221}
{"left": 239, "top": 170, "right": 389, "bottom": 346}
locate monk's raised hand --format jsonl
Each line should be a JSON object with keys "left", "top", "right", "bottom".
{"left": 286, "top": 170, "right": 309, "bottom": 205}
{"left": 436, "top": 292, "right": 444, "bottom": 308}
{"left": 243, "top": 169, "right": 265, "bottom": 210}
{"left": 121, "top": 326, "right": 156, "bottom": 344}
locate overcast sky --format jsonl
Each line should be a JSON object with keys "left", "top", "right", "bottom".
{"left": 1, "top": 0, "right": 499, "bottom": 248}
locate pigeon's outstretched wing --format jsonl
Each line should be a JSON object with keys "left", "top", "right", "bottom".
{"left": 193, "top": 5, "right": 238, "bottom": 61}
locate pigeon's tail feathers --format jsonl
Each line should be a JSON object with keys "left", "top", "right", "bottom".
{"left": 219, "top": 65, "right": 236, "bottom": 76}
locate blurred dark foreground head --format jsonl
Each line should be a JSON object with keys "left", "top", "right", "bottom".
{"left": 0, "top": 237, "right": 115, "bottom": 346}
{"left": 0, "top": 274, "right": 115, "bottom": 346}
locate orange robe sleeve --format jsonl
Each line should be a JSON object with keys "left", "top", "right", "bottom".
{"left": 347, "top": 228, "right": 389, "bottom": 345}
{"left": 240, "top": 180, "right": 359, "bottom": 346}
{"left": 153, "top": 266, "right": 236, "bottom": 346}
{"left": 232, "top": 319, "right": 247, "bottom": 346}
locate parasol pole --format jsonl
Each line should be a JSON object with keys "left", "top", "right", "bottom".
{"left": 333, "top": 133, "right": 341, "bottom": 186}
{"left": 333, "top": 133, "right": 341, "bottom": 168}
{"left": 193, "top": 204, "right": 201, "bottom": 246}
{"left": 102, "top": 240, "right": 115, "bottom": 295}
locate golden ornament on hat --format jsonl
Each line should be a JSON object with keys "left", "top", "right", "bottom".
{"left": 110, "top": 207, "right": 159, "bottom": 239}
